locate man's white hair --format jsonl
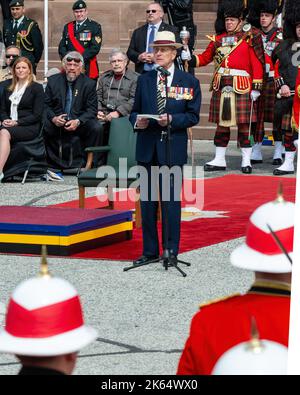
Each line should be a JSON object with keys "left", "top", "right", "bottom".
{"left": 108, "top": 48, "right": 128, "bottom": 63}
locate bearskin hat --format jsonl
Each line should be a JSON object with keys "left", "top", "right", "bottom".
{"left": 215, "top": 0, "right": 249, "bottom": 34}
{"left": 283, "top": 0, "right": 300, "bottom": 39}
{"left": 247, "top": 0, "right": 284, "bottom": 28}
{"left": 259, "top": 0, "right": 284, "bottom": 14}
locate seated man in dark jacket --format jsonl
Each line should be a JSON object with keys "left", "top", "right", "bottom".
{"left": 44, "top": 51, "right": 102, "bottom": 169}
{"left": 97, "top": 49, "right": 139, "bottom": 144}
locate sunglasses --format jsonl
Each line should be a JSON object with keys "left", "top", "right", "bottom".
{"left": 66, "top": 57, "right": 81, "bottom": 63}
{"left": 6, "top": 54, "right": 18, "bottom": 59}
{"left": 146, "top": 9, "right": 158, "bottom": 13}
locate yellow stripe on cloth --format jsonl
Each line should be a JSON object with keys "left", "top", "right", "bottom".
{"left": 0, "top": 222, "right": 133, "bottom": 246}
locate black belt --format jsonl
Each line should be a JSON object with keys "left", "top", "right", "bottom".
{"left": 248, "top": 285, "right": 290, "bottom": 297}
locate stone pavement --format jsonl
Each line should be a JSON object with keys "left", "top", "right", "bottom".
{"left": 0, "top": 141, "right": 296, "bottom": 375}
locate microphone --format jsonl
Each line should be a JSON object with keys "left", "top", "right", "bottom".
{"left": 154, "top": 65, "right": 171, "bottom": 76}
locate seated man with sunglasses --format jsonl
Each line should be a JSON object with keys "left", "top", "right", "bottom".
{"left": 127, "top": 2, "right": 179, "bottom": 74}
{"left": 0, "top": 45, "right": 20, "bottom": 83}
{"left": 44, "top": 51, "right": 102, "bottom": 170}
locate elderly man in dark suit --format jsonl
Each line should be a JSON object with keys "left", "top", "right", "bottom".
{"left": 44, "top": 51, "right": 102, "bottom": 169}
{"left": 130, "top": 31, "right": 201, "bottom": 266}
{"left": 127, "top": 1, "right": 180, "bottom": 74}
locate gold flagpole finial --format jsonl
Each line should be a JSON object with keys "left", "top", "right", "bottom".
{"left": 39, "top": 245, "right": 51, "bottom": 278}
{"left": 246, "top": 317, "right": 264, "bottom": 353}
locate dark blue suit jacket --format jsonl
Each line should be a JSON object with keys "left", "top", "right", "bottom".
{"left": 130, "top": 68, "right": 201, "bottom": 166}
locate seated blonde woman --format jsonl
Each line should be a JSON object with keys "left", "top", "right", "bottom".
{"left": 0, "top": 56, "right": 44, "bottom": 182}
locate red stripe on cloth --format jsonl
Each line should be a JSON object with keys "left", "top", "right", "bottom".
{"left": 246, "top": 222, "right": 294, "bottom": 255}
{"left": 5, "top": 296, "right": 83, "bottom": 338}
{"left": 45, "top": 175, "right": 297, "bottom": 261}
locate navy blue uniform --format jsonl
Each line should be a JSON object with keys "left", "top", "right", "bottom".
{"left": 3, "top": 16, "right": 43, "bottom": 73}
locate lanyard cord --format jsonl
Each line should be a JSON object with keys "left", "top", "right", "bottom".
{"left": 107, "top": 73, "right": 125, "bottom": 107}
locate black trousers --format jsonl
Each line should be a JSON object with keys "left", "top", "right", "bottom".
{"left": 44, "top": 119, "right": 103, "bottom": 169}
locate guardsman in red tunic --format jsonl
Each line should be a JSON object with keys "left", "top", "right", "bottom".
{"left": 272, "top": 0, "right": 300, "bottom": 175}
{"left": 181, "top": 0, "right": 264, "bottom": 174}
{"left": 247, "top": 0, "right": 284, "bottom": 165}
{"left": 177, "top": 191, "right": 293, "bottom": 375}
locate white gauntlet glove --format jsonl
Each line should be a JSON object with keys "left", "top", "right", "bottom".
{"left": 250, "top": 90, "right": 261, "bottom": 101}
{"left": 181, "top": 47, "right": 191, "bottom": 61}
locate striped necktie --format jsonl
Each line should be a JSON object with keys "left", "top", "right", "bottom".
{"left": 157, "top": 74, "right": 166, "bottom": 114}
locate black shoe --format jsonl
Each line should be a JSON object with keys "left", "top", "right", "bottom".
{"left": 241, "top": 166, "right": 252, "bottom": 174}
{"left": 250, "top": 159, "right": 263, "bottom": 164}
{"left": 133, "top": 255, "right": 159, "bottom": 266}
{"left": 272, "top": 158, "right": 283, "bottom": 166}
{"left": 273, "top": 169, "right": 294, "bottom": 176}
{"left": 204, "top": 164, "right": 226, "bottom": 172}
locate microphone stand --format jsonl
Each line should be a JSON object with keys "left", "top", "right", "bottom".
{"left": 124, "top": 67, "right": 191, "bottom": 277}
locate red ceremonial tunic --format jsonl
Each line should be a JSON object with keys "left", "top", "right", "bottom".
{"left": 194, "top": 31, "right": 264, "bottom": 89}
{"left": 192, "top": 31, "right": 263, "bottom": 125}
{"left": 177, "top": 281, "right": 290, "bottom": 375}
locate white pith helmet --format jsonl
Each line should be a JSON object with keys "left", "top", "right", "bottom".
{"left": 0, "top": 247, "right": 98, "bottom": 356}
{"left": 230, "top": 187, "right": 294, "bottom": 273}
{"left": 212, "top": 319, "right": 288, "bottom": 375}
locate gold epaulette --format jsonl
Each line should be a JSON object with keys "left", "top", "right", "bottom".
{"left": 199, "top": 293, "right": 240, "bottom": 309}
{"left": 206, "top": 34, "right": 216, "bottom": 42}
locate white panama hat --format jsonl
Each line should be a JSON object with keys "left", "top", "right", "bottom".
{"left": 150, "top": 31, "right": 183, "bottom": 49}
{"left": 0, "top": 249, "right": 97, "bottom": 356}
{"left": 230, "top": 194, "right": 294, "bottom": 273}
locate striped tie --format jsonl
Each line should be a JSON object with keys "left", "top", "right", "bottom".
{"left": 157, "top": 74, "right": 166, "bottom": 115}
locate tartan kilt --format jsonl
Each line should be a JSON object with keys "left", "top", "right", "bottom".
{"left": 273, "top": 97, "right": 293, "bottom": 132}
{"left": 281, "top": 113, "right": 292, "bottom": 131}
{"left": 254, "top": 79, "right": 275, "bottom": 140}
{"left": 262, "top": 79, "right": 276, "bottom": 122}
{"left": 209, "top": 76, "right": 257, "bottom": 125}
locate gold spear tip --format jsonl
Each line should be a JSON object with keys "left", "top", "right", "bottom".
{"left": 275, "top": 182, "right": 285, "bottom": 203}
{"left": 39, "top": 245, "right": 51, "bottom": 278}
{"left": 245, "top": 317, "right": 264, "bottom": 354}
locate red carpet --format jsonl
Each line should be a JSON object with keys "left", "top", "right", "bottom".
{"left": 51, "top": 175, "right": 296, "bottom": 261}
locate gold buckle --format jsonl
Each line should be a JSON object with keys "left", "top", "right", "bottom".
{"left": 223, "top": 68, "right": 230, "bottom": 75}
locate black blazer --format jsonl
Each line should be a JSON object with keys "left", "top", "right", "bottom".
{"left": 44, "top": 73, "right": 98, "bottom": 125}
{"left": 127, "top": 22, "right": 180, "bottom": 74}
{"left": 0, "top": 81, "right": 45, "bottom": 127}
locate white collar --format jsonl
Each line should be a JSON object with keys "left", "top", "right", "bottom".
{"left": 76, "top": 18, "right": 87, "bottom": 26}
{"left": 14, "top": 15, "right": 24, "bottom": 26}
{"left": 156, "top": 63, "right": 175, "bottom": 87}
{"left": 148, "top": 21, "right": 162, "bottom": 30}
